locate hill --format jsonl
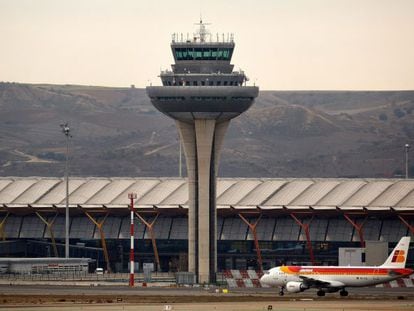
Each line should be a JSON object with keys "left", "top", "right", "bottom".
{"left": 1, "top": 82, "right": 414, "bottom": 178}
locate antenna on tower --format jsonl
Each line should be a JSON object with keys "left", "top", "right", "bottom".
{"left": 194, "top": 18, "right": 211, "bottom": 42}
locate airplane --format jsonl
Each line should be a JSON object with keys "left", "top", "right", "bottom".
{"left": 260, "top": 236, "right": 413, "bottom": 297}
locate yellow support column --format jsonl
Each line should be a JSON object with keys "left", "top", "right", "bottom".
{"left": 83, "top": 211, "right": 111, "bottom": 273}
{"left": 35, "top": 212, "right": 59, "bottom": 257}
{"left": 135, "top": 212, "right": 161, "bottom": 271}
{"left": 0, "top": 213, "right": 10, "bottom": 241}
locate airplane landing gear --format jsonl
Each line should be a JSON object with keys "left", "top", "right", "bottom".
{"left": 279, "top": 287, "right": 285, "bottom": 296}
{"left": 317, "top": 290, "right": 326, "bottom": 297}
{"left": 340, "top": 289, "right": 348, "bottom": 297}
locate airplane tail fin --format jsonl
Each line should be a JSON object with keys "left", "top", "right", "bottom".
{"left": 380, "top": 236, "right": 411, "bottom": 268}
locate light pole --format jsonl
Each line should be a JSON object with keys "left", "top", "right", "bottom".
{"left": 405, "top": 143, "right": 410, "bottom": 179}
{"left": 60, "top": 122, "right": 71, "bottom": 258}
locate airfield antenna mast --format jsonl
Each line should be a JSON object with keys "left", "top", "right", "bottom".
{"left": 194, "top": 19, "right": 210, "bottom": 42}
{"left": 128, "top": 193, "right": 137, "bottom": 287}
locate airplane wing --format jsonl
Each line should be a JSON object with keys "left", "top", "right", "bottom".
{"left": 299, "top": 276, "right": 345, "bottom": 288}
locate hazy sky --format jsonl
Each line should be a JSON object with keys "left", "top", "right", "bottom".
{"left": 1, "top": 0, "right": 413, "bottom": 90}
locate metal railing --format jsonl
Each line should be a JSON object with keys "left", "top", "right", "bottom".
{"left": 0, "top": 272, "right": 176, "bottom": 282}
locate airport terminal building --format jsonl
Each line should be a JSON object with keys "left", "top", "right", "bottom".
{"left": 0, "top": 177, "right": 413, "bottom": 273}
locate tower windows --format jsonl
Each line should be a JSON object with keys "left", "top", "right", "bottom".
{"left": 174, "top": 47, "right": 234, "bottom": 61}
{"left": 161, "top": 77, "right": 243, "bottom": 87}
{"left": 194, "top": 48, "right": 203, "bottom": 60}
{"left": 210, "top": 48, "right": 218, "bottom": 59}
{"left": 222, "top": 49, "right": 230, "bottom": 59}
{"left": 203, "top": 49, "right": 211, "bottom": 59}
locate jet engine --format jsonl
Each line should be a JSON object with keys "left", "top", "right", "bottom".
{"left": 286, "top": 281, "right": 308, "bottom": 293}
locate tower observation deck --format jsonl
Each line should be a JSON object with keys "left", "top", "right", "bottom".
{"left": 146, "top": 21, "right": 259, "bottom": 283}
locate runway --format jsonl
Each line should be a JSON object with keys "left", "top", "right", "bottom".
{"left": 1, "top": 301, "right": 414, "bottom": 311}
{"left": 0, "top": 284, "right": 413, "bottom": 297}
{"left": 1, "top": 285, "right": 414, "bottom": 310}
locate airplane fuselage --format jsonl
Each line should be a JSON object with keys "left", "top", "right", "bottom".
{"left": 260, "top": 237, "right": 413, "bottom": 296}
{"left": 262, "top": 265, "right": 413, "bottom": 288}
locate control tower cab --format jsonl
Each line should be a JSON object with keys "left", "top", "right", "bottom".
{"left": 147, "top": 20, "right": 258, "bottom": 122}
{"left": 146, "top": 21, "right": 258, "bottom": 284}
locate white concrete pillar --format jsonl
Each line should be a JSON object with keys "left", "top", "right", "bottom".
{"left": 176, "top": 119, "right": 230, "bottom": 284}
{"left": 195, "top": 119, "right": 216, "bottom": 284}
{"left": 211, "top": 120, "right": 229, "bottom": 274}
{"left": 213, "top": 121, "right": 230, "bottom": 175}
{"left": 176, "top": 121, "right": 197, "bottom": 275}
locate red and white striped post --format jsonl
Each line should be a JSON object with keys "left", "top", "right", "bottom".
{"left": 128, "top": 192, "right": 137, "bottom": 287}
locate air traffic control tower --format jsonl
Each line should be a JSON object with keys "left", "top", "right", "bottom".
{"left": 146, "top": 21, "right": 259, "bottom": 283}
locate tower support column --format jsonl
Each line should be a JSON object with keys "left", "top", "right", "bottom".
{"left": 195, "top": 119, "right": 216, "bottom": 284}
{"left": 177, "top": 121, "right": 198, "bottom": 276}
{"left": 177, "top": 119, "right": 230, "bottom": 283}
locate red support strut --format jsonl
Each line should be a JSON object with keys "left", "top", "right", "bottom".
{"left": 290, "top": 214, "right": 315, "bottom": 265}
{"left": 238, "top": 213, "right": 263, "bottom": 272}
{"left": 343, "top": 214, "right": 367, "bottom": 248}
{"left": 398, "top": 214, "right": 414, "bottom": 235}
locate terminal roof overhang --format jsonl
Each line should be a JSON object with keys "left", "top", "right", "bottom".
{"left": 1, "top": 177, "right": 414, "bottom": 217}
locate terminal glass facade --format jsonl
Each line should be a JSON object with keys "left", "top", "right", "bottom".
{"left": 1, "top": 214, "right": 413, "bottom": 273}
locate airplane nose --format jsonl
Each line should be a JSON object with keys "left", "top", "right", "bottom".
{"left": 260, "top": 274, "right": 268, "bottom": 285}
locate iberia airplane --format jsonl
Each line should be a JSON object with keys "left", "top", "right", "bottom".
{"left": 260, "top": 236, "right": 412, "bottom": 297}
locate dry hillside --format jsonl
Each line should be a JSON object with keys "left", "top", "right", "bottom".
{"left": 1, "top": 82, "right": 413, "bottom": 178}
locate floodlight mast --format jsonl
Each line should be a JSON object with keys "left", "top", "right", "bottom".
{"left": 60, "top": 123, "right": 71, "bottom": 259}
